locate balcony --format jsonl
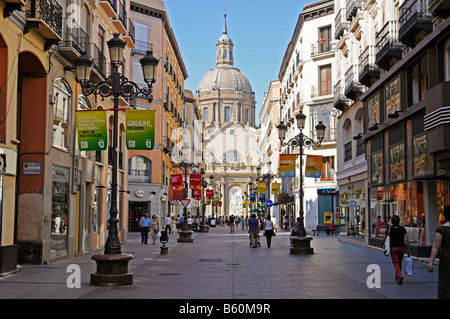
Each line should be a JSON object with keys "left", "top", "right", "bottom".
{"left": 3, "top": 0, "right": 26, "bottom": 19}
{"left": 310, "top": 41, "right": 333, "bottom": 60}
{"left": 334, "top": 8, "right": 349, "bottom": 40}
{"left": 358, "top": 45, "right": 380, "bottom": 87}
{"left": 162, "top": 136, "right": 173, "bottom": 155}
{"left": 99, "top": 0, "right": 118, "bottom": 19}
{"left": 429, "top": 0, "right": 450, "bottom": 19}
{"left": 333, "top": 80, "right": 352, "bottom": 111}
{"left": 345, "top": 64, "right": 365, "bottom": 100}
{"left": 23, "top": 0, "right": 63, "bottom": 46}
{"left": 399, "top": 0, "right": 433, "bottom": 48}
{"left": 346, "top": 0, "right": 363, "bottom": 21}
{"left": 113, "top": 0, "right": 127, "bottom": 34}
{"left": 58, "top": 18, "right": 89, "bottom": 63}
{"left": 375, "top": 20, "right": 403, "bottom": 71}
{"left": 90, "top": 43, "right": 107, "bottom": 83}
{"left": 123, "top": 18, "right": 135, "bottom": 48}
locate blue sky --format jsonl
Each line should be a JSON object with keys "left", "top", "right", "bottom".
{"left": 163, "top": 0, "right": 309, "bottom": 124}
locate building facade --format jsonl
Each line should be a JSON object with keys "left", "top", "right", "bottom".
{"left": 0, "top": 0, "right": 139, "bottom": 270}
{"left": 196, "top": 14, "right": 259, "bottom": 218}
{"left": 278, "top": 0, "right": 338, "bottom": 232}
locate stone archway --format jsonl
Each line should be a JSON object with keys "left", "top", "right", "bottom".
{"left": 228, "top": 185, "right": 243, "bottom": 216}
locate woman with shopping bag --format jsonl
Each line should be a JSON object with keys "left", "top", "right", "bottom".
{"left": 382, "top": 215, "right": 410, "bottom": 285}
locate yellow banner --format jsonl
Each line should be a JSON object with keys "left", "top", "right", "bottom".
{"left": 271, "top": 183, "right": 281, "bottom": 195}
{"left": 257, "top": 182, "right": 267, "bottom": 195}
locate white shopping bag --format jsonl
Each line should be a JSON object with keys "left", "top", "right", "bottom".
{"left": 404, "top": 254, "right": 413, "bottom": 276}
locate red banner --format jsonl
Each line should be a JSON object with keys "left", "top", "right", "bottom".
{"left": 171, "top": 174, "right": 183, "bottom": 191}
{"left": 193, "top": 189, "right": 202, "bottom": 200}
{"left": 189, "top": 174, "right": 202, "bottom": 190}
{"left": 206, "top": 189, "right": 214, "bottom": 199}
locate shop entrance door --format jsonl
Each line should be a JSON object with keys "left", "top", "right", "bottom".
{"left": 128, "top": 201, "right": 150, "bottom": 232}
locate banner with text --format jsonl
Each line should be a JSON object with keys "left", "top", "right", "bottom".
{"left": 189, "top": 174, "right": 202, "bottom": 190}
{"left": 271, "top": 183, "right": 281, "bottom": 195}
{"left": 257, "top": 182, "right": 267, "bottom": 195}
{"left": 76, "top": 111, "right": 107, "bottom": 151}
{"left": 279, "top": 154, "right": 297, "bottom": 178}
{"left": 126, "top": 109, "right": 155, "bottom": 150}
{"left": 305, "top": 155, "right": 323, "bottom": 178}
{"left": 171, "top": 174, "right": 183, "bottom": 191}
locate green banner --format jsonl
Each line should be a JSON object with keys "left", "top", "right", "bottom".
{"left": 126, "top": 109, "right": 155, "bottom": 150}
{"left": 76, "top": 111, "right": 107, "bottom": 151}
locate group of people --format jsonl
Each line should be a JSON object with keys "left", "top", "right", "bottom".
{"left": 138, "top": 213, "right": 161, "bottom": 245}
{"left": 381, "top": 206, "right": 450, "bottom": 299}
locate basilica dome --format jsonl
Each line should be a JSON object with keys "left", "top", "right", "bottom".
{"left": 197, "top": 14, "right": 253, "bottom": 95}
{"left": 197, "top": 65, "right": 253, "bottom": 94}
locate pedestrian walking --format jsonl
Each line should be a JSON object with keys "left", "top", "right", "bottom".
{"left": 272, "top": 214, "right": 278, "bottom": 235}
{"left": 165, "top": 215, "right": 172, "bottom": 234}
{"left": 139, "top": 213, "right": 151, "bottom": 244}
{"left": 382, "top": 215, "right": 410, "bottom": 285}
{"left": 229, "top": 214, "right": 235, "bottom": 233}
{"left": 170, "top": 216, "right": 177, "bottom": 235}
{"left": 248, "top": 213, "right": 260, "bottom": 248}
{"left": 150, "top": 215, "right": 160, "bottom": 244}
{"left": 428, "top": 205, "right": 450, "bottom": 299}
{"left": 264, "top": 214, "right": 274, "bottom": 248}
{"left": 376, "top": 215, "right": 383, "bottom": 238}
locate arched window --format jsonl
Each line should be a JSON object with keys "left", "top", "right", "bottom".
{"left": 53, "top": 78, "right": 72, "bottom": 149}
{"left": 128, "top": 156, "right": 152, "bottom": 183}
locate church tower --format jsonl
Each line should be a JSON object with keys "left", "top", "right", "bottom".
{"left": 196, "top": 14, "right": 259, "bottom": 218}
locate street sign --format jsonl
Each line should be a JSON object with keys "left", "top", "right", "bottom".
{"left": 265, "top": 200, "right": 273, "bottom": 208}
{"left": 181, "top": 199, "right": 190, "bottom": 208}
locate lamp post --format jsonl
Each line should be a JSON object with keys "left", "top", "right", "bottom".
{"left": 75, "top": 33, "right": 158, "bottom": 285}
{"left": 257, "top": 161, "right": 274, "bottom": 218}
{"left": 277, "top": 111, "right": 325, "bottom": 254}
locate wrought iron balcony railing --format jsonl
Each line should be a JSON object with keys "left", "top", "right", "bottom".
{"left": 23, "top": 0, "right": 63, "bottom": 40}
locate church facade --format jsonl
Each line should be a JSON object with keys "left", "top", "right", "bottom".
{"left": 196, "top": 15, "right": 259, "bottom": 218}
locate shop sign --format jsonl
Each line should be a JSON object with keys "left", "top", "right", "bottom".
{"left": 125, "top": 109, "right": 155, "bottom": 150}
{"left": 76, "top": 111, "right": 107, "bottom": 151}
{"left": 23, "top": 162, "right": 41, "bottom": 175}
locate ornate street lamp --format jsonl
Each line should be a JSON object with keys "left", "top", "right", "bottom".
{"left": 277, "top": 111, "right": 326, "bottom": 254}
{"left": 75, "top": 33, "right": 158, "bottom": 285}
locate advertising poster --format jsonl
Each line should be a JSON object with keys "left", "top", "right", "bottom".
{"left": 76, "top": 111, "right": 107, "bottom": 151}
{"left": 126, "top": 109, "right": 155, "bottom": 150}
{"left": 305, "top": 155, "right": 323, "bottom": 178}
{"left": 189, "top": 174, "right": 202, "bottom": 189}
{"left": 279, "top": 154, "right": 297, "bottom": 177}
{"left": 257, "top": 182, "right": 267, "bottom": 195}
{"left": 205, "top": 189, "right": 214, "bottom": 199}
{"left": 271, "top": 183, "right": 281, "bottom": 195}
{"left": 171, "top": 174, "right": 183, "bottom": 191}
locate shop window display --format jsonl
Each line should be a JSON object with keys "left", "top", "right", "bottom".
{"left": 51, "top": 166, "right": 69, "bottom": 251}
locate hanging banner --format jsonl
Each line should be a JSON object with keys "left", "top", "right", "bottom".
{"left": 171, "top": 174, "right": 183, "bottom": 191}
{"left": 193, "top": 189, "right": 202, "bottom": 200}
{"left": 257, "top": 182, "right": 267, "bottom": 195}
{"left": 250, "top": 193, "right": 256, "bottom": 203}
{"left": 279, "top": 154, "right": 297, "bottom": 177}
{"left": 271, "top": 183, "right": 281, "bottom": 195}
{"left": 76, "top": 111, "right": 107, "bottom": 151}
{"left": 189, "top": 174, "right": 202, "bottom": 190}
{"left": 214, "top": 197, "right": 220, "bottom": 204}
{"left": 126, "top": 109, "right": 155, "bottom": 150}
{"left": 305, "top": 155, "right": 323, "bottom": 178}
{"left": 205, "top": 189, "right": 214, "bottom": 199}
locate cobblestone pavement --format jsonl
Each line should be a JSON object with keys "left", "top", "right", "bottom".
{"left": 0, "top": 225, "right": 439, "bottom": 303}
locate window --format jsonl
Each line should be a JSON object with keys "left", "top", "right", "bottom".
{"left": 319, "top": 64, "right": 332, "bottom": 96}
{"left": 409, "top": 54, "right": 428, "bottom": 106}
{"left": 135, "top": 21, "right": 149, "bottom": 53}
{"left": 320, "top": 156, "right": 335, "bottom": 181}
{"left": 367, "top": 93, "right": 380, "bottom": 129}
{"left": 318, "top": 26, "right": 331, "bottom": 53}
{"left": 224, "top": 106, "right": 230, "bottom": 122}
{"left": 128, "top": 156, "right": 152, "bottom": 183}
{"left": 203, "top": 107, "right": 208, "bottom": 122}
{"left": 98, "top": 26, "right": 105, "bottom": 53}
{"left": 385, "top": 77, "right": 400, "bottom": 117}
{"left": 310, "top": 104, "right": 336, "bottom": 142}
{"left": 53, "top": 79, "right": 71, "bottom": 149}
